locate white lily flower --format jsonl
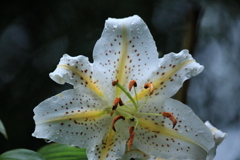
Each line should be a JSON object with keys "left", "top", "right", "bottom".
{"left": 32, "top": 15, "right": 215, "bottom": 160}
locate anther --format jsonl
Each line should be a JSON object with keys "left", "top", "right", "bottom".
{"left": 144, "top": 83, "right": 154, "bottom": 95}
{"left": 112, "top": 79, "right": 119, "bottom": 86}
{"left": 162, "top": 111, "right": 177, "bottom": 129}
{"left": 111, "top": 97, "right": 124, "bottom": 116}
{"left": 111, "top": 115, "right": 125, "bottom": 132}
{"left": 128, "top": 80, "right": 137, "bottom": 91}
{"left": 127, "top": 126, "right": 135, "bottom": 151}
{"left": 118, "top": 98, "right": 124, "bottom": 106}
{"left": 113, "top": 97, "right": 121, "bottom": 108}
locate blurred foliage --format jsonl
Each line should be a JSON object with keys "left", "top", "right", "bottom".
{"left": 0, "top": 120, "right": 8, "bottom": 139}
{"left": 38, "top": 143, "right": 87, "bottom": 160}
{"left": 0, "top": 143, "right": 87, "bottom": 160}
{"left": 0, "top": 149, "right": 45, "bottom": 160}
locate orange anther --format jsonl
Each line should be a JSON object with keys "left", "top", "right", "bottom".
{"left": 118, "top": 98, "right": 124, "bottom": 106}
{"left": 111, "top": 115, "right": 125, "bottom": 132}
{"left": 162, "top": 111, "right": 177, "bottom": 129}
{"left": 128, "top": 80, "right": 137, "bottom": 91}
{"left": 144, "top": 83, "right": 154, "bottom": 95}
{"left": 113, "top": 97, "right": 121, "bottom": 109}
{"left": 112, "top": 79, "right": 119, "bottom": 86}
{"left": 127, "top": 126, "right": 135, "bottom": 151}
{"left": 111, "top": 97, "right": 124, "bottom": 116}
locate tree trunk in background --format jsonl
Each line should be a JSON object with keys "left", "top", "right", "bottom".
{"left": 175, "top": 5, "right": 201, "bottom": 104}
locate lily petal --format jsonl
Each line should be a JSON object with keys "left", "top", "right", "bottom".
{"left": 118, "top": 145, "right": 155, "bottom": 160}
{"left": 87, "top": 127, "right": 126, "bottom": 160}
{"left": 49, "top": 54, "right": 104, "bottom": 97}
{"left": 92, "top": 15, "right": 159, "bottom": 102}
{"left": 134, "top": 98, "right": 214, "bottom": 160}
{"left": 136, "top": 50, "right": 204, "bottom": 100}
{"left": 205, "top": 121, "right": 226, "bottom": 160}
{"left": 32, "top": 87, "right": 110, "bottom": 149}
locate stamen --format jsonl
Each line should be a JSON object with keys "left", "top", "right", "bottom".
{"left": 111, "top": 97, "right": 123, "bottom": 116}
{"left": 111, "top": 115, "right": 125, "bottom": 132}
{"left": 127, "top": 126, "right": 135, "bottom": 151}
{"left": 112, "top": 79, "right": 119, "bottom": 86}
{"left": 128, "top": 80, "right": 137, "bottom": 91}
{"left": 162, "top": 111, "right": 177, "bottom": 129}
{"left": 137, "top": 94, "right": 149, "bottom": 111}
{"left": 113, "top": 97, "right": 120, "bottom": 108}
{"left": 144, "top": 83, "right": 154, "bottom": 95}
{"left": 118, "top": 98, "right": 124, "bottom": 106}
{"left": 112, "top": 79, "right": 138, "bottom": 109}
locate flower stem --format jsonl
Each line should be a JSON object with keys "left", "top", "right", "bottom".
{"left": 116, "top": 83, "right": 138, "bottom": 110}
{"left": 134, "top": 87, "right": 138, "bottom": 107}
{"left": 137, "top": 95, "right": 149, "bottom": 111}
{"left": 135, "top": 112, "right": 163, "bottom": 116}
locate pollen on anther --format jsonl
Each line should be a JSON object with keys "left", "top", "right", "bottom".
{"left": 144, "top": 83, "right": 154, "bottom": 95}
{"left": 112, "top": 79, "right": 118, "bottom": 86}
{"left": 128, "top": 80, "right": 137, "bottom": 91}
{"left": 111, "top": 115, "right": 125, "bottom": 132}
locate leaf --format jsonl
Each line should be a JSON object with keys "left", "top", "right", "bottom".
{"left": 0, "top": 119, "right": 8, "bottom": 139}
{"left": 0, "top": 149, "right": 45, "bottom": 160}
{"left": 37, "top": 143, "right": 87, "bottom": 160}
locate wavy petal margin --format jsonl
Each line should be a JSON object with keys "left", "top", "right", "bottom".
{"left": 32, "top": 88, "right": 110, "bottom": 149}
{"left": 134, "top": 98, "right": 214, "bottom": 160}
{"left": 93, "top": 15, "right": 159, "bottom": 102}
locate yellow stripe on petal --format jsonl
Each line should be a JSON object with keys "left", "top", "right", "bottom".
{"left": 135, "top": 60, "right": 194, "bottom": 101}
{"left": 153, "top": 60, "right": 194, "bottom": 89}
{"left": 137, "top": 117, "right": 208, "bottom": 152}
{"left": 36, "top": 110, "right": 107, "bottom": 125}
{"left": 58, "top": 65, "right": 104, "bottom": 97}
{"left": 99, "top": 129, "right": 115, "bottom": 160}
{"left": 116, "top": 25, "right": 128, "bottom": 97}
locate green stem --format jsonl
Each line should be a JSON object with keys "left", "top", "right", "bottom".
{"left": 135, "top": 112, "right": 163, "bottom": 116}
{"left": 134, "top": 116, "right": 139, "bottom": 129}
{"left": 134, "top": 87, "right": 138, "bottom": 108}
{"left": 138, "top": 95, "right": 149, "bottom": 111}
{"left": 117, "top": 108, "right": 132, "bottom": 117}
{"left": 123, "top": 104, "right": 135, "bottom": 112}
{"left": 116, "top": 83, "right": 138, "bottom": 110}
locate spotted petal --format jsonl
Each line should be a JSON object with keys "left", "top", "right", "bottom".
{"left": 32, "top": 87, "right": 110, "bottom": 149}
{"left": 49, "top": 54, "right": 104, "bottom": 97}
{"left": 93, "top": 15, "right": 159, "bottom": 102}
{"left": 136, "top": 50, "right": 204, "bottom": 100}
{"left": 87, "top": 125, "right": 127, "bottom": 160}
{"left": 118, "top": 145, "right": 156, "bottom": 160}
{"left": 134, "top": 98, "right": 214, "bottom": 160}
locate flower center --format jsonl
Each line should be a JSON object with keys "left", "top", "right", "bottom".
{"left": 110, "top": 79, "right": 177, "bottom": 151}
